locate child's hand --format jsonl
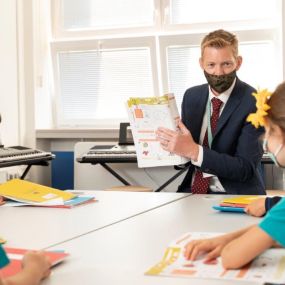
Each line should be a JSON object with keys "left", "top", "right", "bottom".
{"left": 184, "top": 235, "right": 232, "bottom": 261}
{"left": 22, "top": 251, "right": 52, "bottom": 280}
{"left": 0, "top": 196, "right": 5, "bottom": 206}
{"left": 244, "top": 198, "right": 266, "bottom": 217}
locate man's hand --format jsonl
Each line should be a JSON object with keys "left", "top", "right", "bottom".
{"left": 156, "top": 120, "right": 199, "bottom": 160}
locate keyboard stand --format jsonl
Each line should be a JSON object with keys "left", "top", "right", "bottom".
{"left": 100, "top": 162, "right": 131, "bottom": 186}
{"left": 77, "top": 153, "right": 189, "bottom": 191}
{"left": 19, "top": 160, "right": 51, "bottom": 180}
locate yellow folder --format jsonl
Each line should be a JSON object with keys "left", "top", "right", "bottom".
{"left": 221, "top": 196, "right": 260, "bottom": 205}
{"left": 0, "top": 179, "right": 75, "bottom": 204}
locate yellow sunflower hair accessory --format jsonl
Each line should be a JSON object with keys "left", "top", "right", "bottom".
{"left": 246, "top": 88, "right": 273, "bottom": 128}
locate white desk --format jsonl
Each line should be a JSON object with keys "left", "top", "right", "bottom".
{"left": 0, "top": 191, "right": 189, "bottom": 249}
{"left": 44, "top": 195, "right": 260, "bottom": 285}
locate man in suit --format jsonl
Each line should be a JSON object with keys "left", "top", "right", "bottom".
{"left": 156, "top": 29, "right": 265, "bottom": 194}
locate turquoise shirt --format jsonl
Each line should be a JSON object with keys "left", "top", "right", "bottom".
{"left": 259, "top": 197, "right": 285, "bottom": 247}
{"left": 0, "top": 245, "right": 9, "bottom": 269}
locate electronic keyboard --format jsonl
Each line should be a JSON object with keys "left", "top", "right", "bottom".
{"left": 0, "top": 146, "right": 54, "bottom": 167}
{"left": 77, "top": 145, "right": 137, "bottom": 163}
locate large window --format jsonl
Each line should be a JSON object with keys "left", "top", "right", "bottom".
{"left": 61, "top": 0, "right": 154, "bottom": 30}
{"left": 44, "top": 0, "right": 282, "bottom": 128}
{"left": 52, "top": 39, "right": 157, "bottom": 126}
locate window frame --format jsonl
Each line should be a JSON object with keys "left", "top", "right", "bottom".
{"left": 51, "top": 36, "right": 161, "bottom": 127}
{"left": 159, "top": 28, "right": 283, "bottom": 94}
{"left": 51, "top": 0, "right": 162, "bottom": 39}
{"left": 42, "top": 0, "right": 284, "bottom": 130}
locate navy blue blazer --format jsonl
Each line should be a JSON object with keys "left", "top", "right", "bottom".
{"left": 178, "top": 78, "right": 265, "bottom": 195}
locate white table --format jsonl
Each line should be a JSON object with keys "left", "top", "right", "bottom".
{"left": 0, "top": 191, "right": 189, "bottom": 248}
{"left": 44, "top": 194, "right": 261, "bottom": 285}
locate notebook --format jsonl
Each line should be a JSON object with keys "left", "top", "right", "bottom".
{"left": 0, "top": 247, "right": 68, "bottom": 277}
{"left": 0, "top": 179, "right": 76, "bottom": 205}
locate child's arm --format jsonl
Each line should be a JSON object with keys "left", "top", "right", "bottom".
{"left": 1, "top": 251, "right": 51, "bottom": 285}
{"left": 245, "top": 196, "right": 282, "bottom": 217}
{"left": 221, "top": 225, "right": 274, "bottom": 269}
{"left": 245, "top": 198, "right": 266, "bottom": 217}
{"left": 184, "top": 225, "right": 255, "bottom": 261}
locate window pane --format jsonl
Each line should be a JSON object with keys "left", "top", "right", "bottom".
{"left": 167, "top": 46, "right": 204, "bottom": 109}
{"left": 170, "top": 0, "right": 277, "bottom": 24}
{"left": 238, "top": 42, "right": 278, "bottom": 90}
{"left": 62, "top": 0, "right": 154, "bottom": 30}
{"left": 167, "top": 41, "right": 278, "bottom": 111}
{"left": 58, "top": 48, "right": 153, "bottom": 124}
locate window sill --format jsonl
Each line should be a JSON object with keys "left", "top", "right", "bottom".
{"left": 36, "top": 128, "right": 119, "bottom": 140}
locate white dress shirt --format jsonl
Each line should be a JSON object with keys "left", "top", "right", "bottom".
{"left": 191, "top": 78, "right": 236, "bottom": 192}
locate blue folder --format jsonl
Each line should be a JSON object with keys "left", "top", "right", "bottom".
{"left": 213, "top": 205, "right": 245, "bottom": 213}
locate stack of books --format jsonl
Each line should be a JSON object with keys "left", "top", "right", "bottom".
{"left": 213, "top": 196, "right": 260, "bottom": 213}
{"left": 0, "top": 179, "right": 96, "bottom": 208}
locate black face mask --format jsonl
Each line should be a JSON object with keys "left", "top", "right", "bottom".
{"left": 204, "top": 70, "right": 236, "bottom": 94}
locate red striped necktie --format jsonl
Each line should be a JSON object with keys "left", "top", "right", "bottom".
{"left": 191, "top": 97, "right": 223, "bottom": 194}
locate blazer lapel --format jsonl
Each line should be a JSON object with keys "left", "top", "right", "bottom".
{"left": 190, "top": 87, "right": 209, "bottom": 142}
{"left": 214, "top": 79, "right": 243, "bottom": 137}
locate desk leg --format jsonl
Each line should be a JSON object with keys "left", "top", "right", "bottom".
{"left": 101, "top": 163, "right": 131, "bottom": 186}
{"left": 20, "top": 165, "right": 32, "bottom": 179}
{"left": 155, "top": 167, "right": 188, "bottom": 192}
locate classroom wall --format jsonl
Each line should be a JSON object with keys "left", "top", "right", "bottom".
{"left": 0, "top": 0, "right": 36, "bottom": 149}
{"left": 0, "top": 0, "right": 19, "bottom": 146}
{"left": 0, "top": 0, "right": 39, "bottom": 182}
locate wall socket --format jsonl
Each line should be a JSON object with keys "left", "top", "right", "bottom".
{"left": 0, "top": 170, "right": 7, "bottom": 184}
{"left": 0, "top": 167, "right": 22, "bottom": 184}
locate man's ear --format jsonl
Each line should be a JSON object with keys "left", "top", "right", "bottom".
{"left": 235, "top": 56, "right": 243, "bottom": 71}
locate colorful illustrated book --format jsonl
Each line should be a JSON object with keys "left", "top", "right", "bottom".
{"left": 126, "top": 94, "right": 189, "bottom": 167}
{"left": 146, "top": 232, "right": 285, "bottom": 283}
{"left": 213, "top": 196, "right": 261, "bottom": 213}
{"left": 213, "top": 196, "right": 261, "bottom": 212}
{"left": 0, "top": 179, "right": 76, "bottom": 205}
{"left": 0, "top": 247, "right": 69, "bottom": 277}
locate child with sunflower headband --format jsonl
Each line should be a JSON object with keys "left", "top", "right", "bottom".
{"left": 183, "top": 82, "right": 285, "bottom": 269}
{"left": 245, "top": 88, "right": 284, "bottom": 217}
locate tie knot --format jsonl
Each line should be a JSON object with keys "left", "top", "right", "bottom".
{"left": 211, "top": 97, "right": 223, "bottom": 113}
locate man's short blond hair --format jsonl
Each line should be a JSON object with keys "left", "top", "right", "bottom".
{"left": 201, "top": 29, "right": 239, "bottom": 58}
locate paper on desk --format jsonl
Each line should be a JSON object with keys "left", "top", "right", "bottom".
{"left": 126, "top": 94, "right": 189, "bottom": 168}
{"left": 1, "top": 197, "right": 64, "bottom": 207}
{"left": 146, "top": 232, "right": 285, "bottom": 283}
{"left": 2, "top": 195, "right": 96, "bottom": 208}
